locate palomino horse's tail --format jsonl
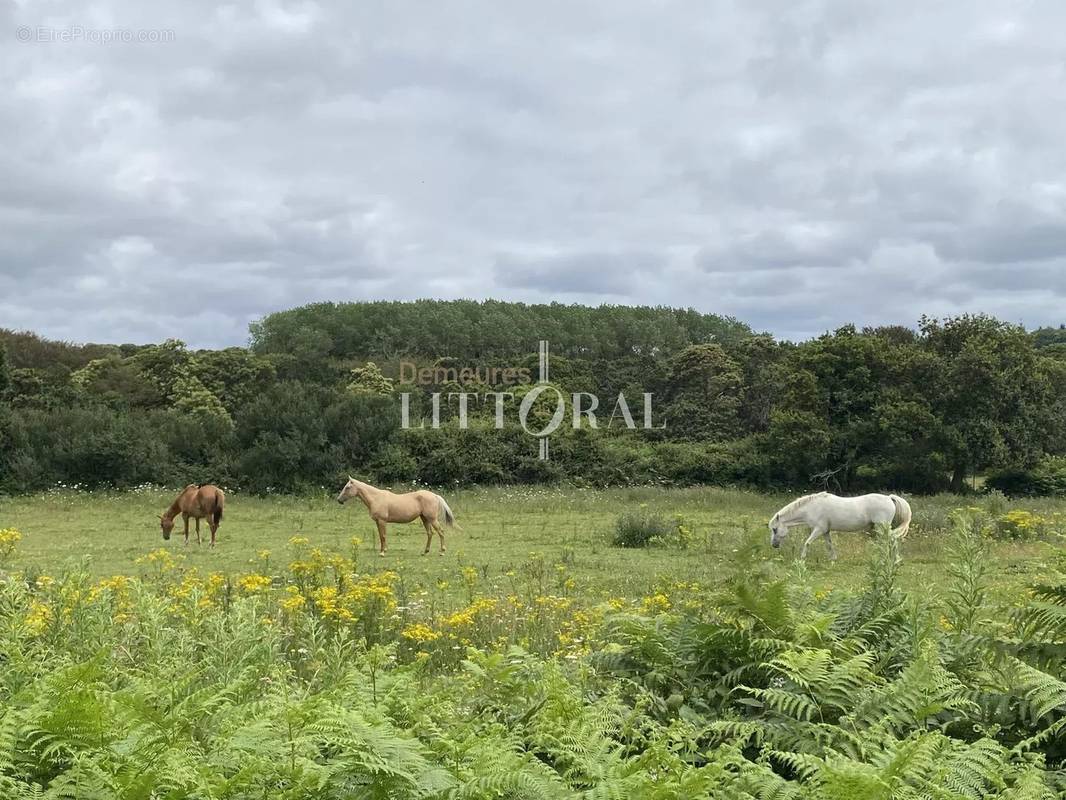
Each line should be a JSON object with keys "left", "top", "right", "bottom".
{"left": 437, "top": 495, "right": 460, "bottom": 529}
{"left": 889, "top": 494, "right": 911, "bottom": 539}
{"left": 213, "top": 489, "right": 225, "bottom": 526}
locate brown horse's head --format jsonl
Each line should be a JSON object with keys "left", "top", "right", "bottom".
{"left": 336, "top": 476, "right": 360, "bottom": 504}
{"left": 160, "top": 515, "right": 175, "bottom": 540}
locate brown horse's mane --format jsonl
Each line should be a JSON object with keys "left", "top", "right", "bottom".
{"left": 162, "top": 495, "right": 185, "bottom": 521}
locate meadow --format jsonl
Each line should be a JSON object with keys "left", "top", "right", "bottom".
{"left": 1, "top": 485, "right": 1066, "bottom": 798}
{"left": 4, "top": 485, "right": 1065, "bottom": 602}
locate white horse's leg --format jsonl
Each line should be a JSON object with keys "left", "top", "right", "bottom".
{"left": 801, "top": 526, "right": 826, "bottom": 560}
{"left": 824, "top": 532, "right": 838, "bottom": 561}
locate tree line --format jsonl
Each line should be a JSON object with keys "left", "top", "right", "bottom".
{"left": 2, "top": 301, "right": 1065, "bottom": 495}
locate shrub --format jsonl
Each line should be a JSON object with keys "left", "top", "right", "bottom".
{"left": 986, "top": 457, "right": 1066, "bottom": 497}
{"left": 612, "top": 509, "right": 671, "bottom": 548}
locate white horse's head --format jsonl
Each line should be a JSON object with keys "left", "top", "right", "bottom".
{"left": 336, "top": 476, "right": 359, "bottom": 504}
{"left": 768, "top": 514, "right": 786, "bottom": 548}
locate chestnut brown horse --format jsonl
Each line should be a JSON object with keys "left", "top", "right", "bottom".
{"left": 160, "top": 484, "right": 225, "bottom": 546}
{"left": 336, "top": 476, "right": 458, "bottom": 556}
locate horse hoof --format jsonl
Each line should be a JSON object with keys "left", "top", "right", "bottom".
{"left": 378, "top": 551, "right": 386, "bottom": 557}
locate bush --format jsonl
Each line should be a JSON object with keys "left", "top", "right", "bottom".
{"left": 986, "top": 457, "right": 1066, "bottom": 497}
{"left": 0, "top": 405, "right": 171, "bottom": 490}
{"left": 612, "top": 509, "right": 672, "bottom": 548}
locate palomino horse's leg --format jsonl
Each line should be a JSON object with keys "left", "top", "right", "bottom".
{"left": 824, "top": 532, "right": 838, "bottom": 561}
{"left": 800, "top": 526, "right": 826, "bottom": 560}
{"left": 375, "top": 519, "right": 388, "bottom": 556}
{"left": 434, "top": 522, "right": 446, "bottom": 554}
{"left": 421, "top": 517, "right": 434, "bottom": 555}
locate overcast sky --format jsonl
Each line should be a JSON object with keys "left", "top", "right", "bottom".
{"left": 3, "top": 1, "right": 1066, "bottom": 348}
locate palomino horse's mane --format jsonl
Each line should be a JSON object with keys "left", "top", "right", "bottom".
{"left": 772, "top": 491, "right": 831, "bottom": 520}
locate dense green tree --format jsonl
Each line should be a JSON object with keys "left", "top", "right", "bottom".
{"left": 250, "top": 300, "right": 753, "bottom": 362}
{"left": 0, "top": 345, "right": 9, "bottom": 398}
{"left": 761, "top": 409, "right": 833, "bottom": 486}
{"left": 128, "top": 339, "right": 194, "bottom": 404}
{"left": 1032, "top": 324, "right": 1066, "bottom": 347}
{"left": 786, "top": 326, "right": 889, "bottom": 484}
{"left": 71, "top": 356, "right": 165, "bottom": 408}
{"left": 920, "top": 315, "right": 1053, "bottom": 491}
{"left": 192, "top": 348, "right": 277, "bottom": 412}
{"left": 5, "top": 304, "right": 1066, "bottom": 495}
{"left": 664, "top": 344, "right": 743, "bottom": 441}
{"left": 728, "top": 335, "right": 787, "bottom": 433}
{"left": 171, "top": 375, "right": 233, "bottom": 427}
{"left": 346, "top": 362, "right": 394, "bottom": 396}
{"left": 234, "top": 383, "right": 346, "bottom": 492}
{"left": 0, "top": 328, "right": 117, "bottom": 374}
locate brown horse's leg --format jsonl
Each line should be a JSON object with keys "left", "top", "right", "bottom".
{"left": 421, "top": 517, "right": 434, "bottom": 555}
{"left": 209, "top": 521, "right": 217, "bottom": 547}
{"left": 182, "top": 513, "right": 190, "bottom": 545}
{"left": 376, "top": 519, "right": 388, "bottom": 556}
{"left": 195, "top": 517, "right": 201, "bottom": 546}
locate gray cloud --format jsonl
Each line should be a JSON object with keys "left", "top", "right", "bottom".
{"left": 494, "top": 251, "right": 662, "bottom": 295}
{"left": 2, "top": 0, "right": 1066, "bottom": 348}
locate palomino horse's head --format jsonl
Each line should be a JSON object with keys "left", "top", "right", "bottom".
{"left": 768, "top": 514, "right": 786, "bottom": 549}
{"left": 336, "top": 476, "right": 359, "bottom": 505}
{"left": 159, "top": 515, "right": 174, "bottom": 540}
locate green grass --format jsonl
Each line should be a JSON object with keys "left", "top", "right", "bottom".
{"left": 2, "top": 485, "right": 1064, "bottom": 606}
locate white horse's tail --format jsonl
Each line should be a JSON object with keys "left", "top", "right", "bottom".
{"left": 890, "top": 494, "right": 911, "bottom": 539}
{"left": 438, "top": 495, "right": 460, "bottom": 529}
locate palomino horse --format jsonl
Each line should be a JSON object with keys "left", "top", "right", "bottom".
{"left": 160, "top": 484, "right": 225, "bottom": 546}
{"left": 768, "top": 491, "right": 911, "bottom": 560}
{"left": 336, "top": 477, "right": 458, "bottom": 556}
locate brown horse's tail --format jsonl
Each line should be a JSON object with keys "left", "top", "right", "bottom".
{"left": 213, "top": 489, "right": 225, "bottom": 526}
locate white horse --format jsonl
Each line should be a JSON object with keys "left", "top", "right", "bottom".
{"left": 768, "top": 492, "right": 911, "bottom": 560}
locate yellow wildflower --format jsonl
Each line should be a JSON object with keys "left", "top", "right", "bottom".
{"left": 402, "top": 622, "right": 442, "bottom": 643}
{"left": 0, "top": 528, "right": 23, "bottom": 560}
{"left": 24, "top": 599, "right": 53, "bottom": 635}
{"left": 279, "top": 586, "right": 306, "bottom": 613}
{"left": 641, "top": 593, "right": 671, "bottom": 614}
{"left": 237, "top": 574, "right": 272, "bottom": 594}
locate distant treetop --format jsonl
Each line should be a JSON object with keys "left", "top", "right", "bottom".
{"left": 248, "top": 299, "right": 755, "bottom": 361}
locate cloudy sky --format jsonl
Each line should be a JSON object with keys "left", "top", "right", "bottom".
{"left": 3, "top": 0, "right": 1066, "bottom": 347}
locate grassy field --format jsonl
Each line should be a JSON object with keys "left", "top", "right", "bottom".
{"left": 3, "top": 484, "right": 1064, "bottom": 605}
{"left": 3, "top": 485, "right": 1066, "bottom": 797}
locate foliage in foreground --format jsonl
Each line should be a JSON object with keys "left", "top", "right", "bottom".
{"left": 0, "top": 514, "right": 1065, "bottom": 797}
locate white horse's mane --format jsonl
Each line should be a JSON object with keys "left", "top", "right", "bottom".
{"left": 773, "top": 491, "right": 830, "bottom": 520}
